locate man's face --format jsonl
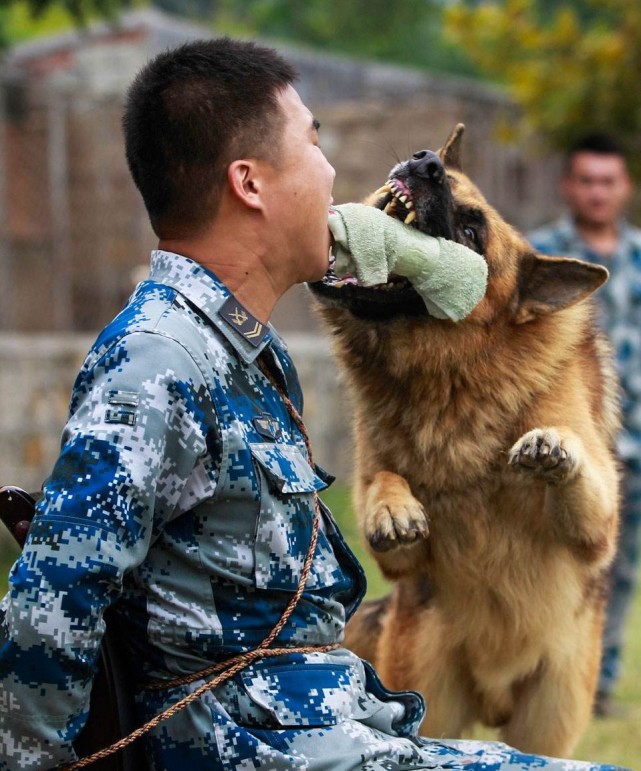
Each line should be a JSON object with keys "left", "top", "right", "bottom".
{"left": 561, "top": 152, "right": 632, "bottom": 228}
{"left": 262, "top": 85, "right": 335, "bottom": 283}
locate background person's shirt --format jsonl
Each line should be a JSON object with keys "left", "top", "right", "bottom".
{"left": 528, "top": 216, "right": 641, "bottom": 463}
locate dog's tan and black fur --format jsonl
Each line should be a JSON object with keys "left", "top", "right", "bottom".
{"left": 310, "top": 125, "right": 620, "bottom": 756}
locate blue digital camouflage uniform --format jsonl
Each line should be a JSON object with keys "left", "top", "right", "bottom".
{"left": 528, "top": 216, "right": 641, "bottom": 700}
{"left": 0, "top": 251, "right": 628, "bottom": 770}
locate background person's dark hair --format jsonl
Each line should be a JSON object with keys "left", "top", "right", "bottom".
{"left": 123, "top": 38, "right": 297, "bottom": 238}
{"left": 566, "top": 133, "right": 629, "bottom": 170}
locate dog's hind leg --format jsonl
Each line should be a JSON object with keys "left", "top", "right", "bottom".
{"left": 499, "top": 630, "right": 600, "bottom": 757}
{"left": 417, "top": 657, "right": 478, "bottom": 742}
{"left": 375, "top": 590, "right": 476, "bottom": 740}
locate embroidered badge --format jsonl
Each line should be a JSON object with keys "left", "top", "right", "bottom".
{"left": 253, "top": 414, "right": 282, "bottom": 441}
{"left": 219, "top": 296, "right": 268, "bottom": 348}
{"left": 105, "top": 408, "right": 137, "bottom": 426}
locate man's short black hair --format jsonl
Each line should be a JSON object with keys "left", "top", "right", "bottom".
{"left": 123, "top": 38, "right": 297, "bottom": 238}
{"left": 567, "top": 133, "right": 629, "bottom": 167}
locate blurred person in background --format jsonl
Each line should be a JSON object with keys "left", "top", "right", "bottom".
{"left": 528, "top": 134, "right": 641, "bottom": 718}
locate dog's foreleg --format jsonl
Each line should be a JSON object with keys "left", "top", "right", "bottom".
{"left": 508, "top": 426, "right": 618, "bottom": 565}
{"left": 357, "top": 470, "right": 430, "bottom": 579}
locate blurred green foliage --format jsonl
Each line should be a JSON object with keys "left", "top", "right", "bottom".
{"left": 213, "top": 0, "right": 479, "bottom": 77}
{"left": 0, "top": 0, "right": 133, "bottom": 49}
{"left": 20, "top": 0, "right": 131, "bottom": 25}
{"left": 446, "top": 0, "right": 641, "bottom": 174}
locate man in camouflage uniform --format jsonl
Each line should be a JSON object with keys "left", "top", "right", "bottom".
{"left": 528, "top": 134, "right": 641, "bottom": 718}
{"left": 0, "top": 39, "right": 628, "bottom": 770}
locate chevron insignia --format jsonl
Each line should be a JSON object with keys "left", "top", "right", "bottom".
{"left": 219, "top": 296, "right": 268, "bottom": 348}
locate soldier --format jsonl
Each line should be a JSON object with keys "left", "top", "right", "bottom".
{"left": 528, "top": 135, "right": 641, "bottom": 718}
{"left": 0, "top": 39, "right": 629, "bottom": 770}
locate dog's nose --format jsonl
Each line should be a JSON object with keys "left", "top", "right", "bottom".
{"left": 409, "top": 150, "right": 445, "bottom": 184}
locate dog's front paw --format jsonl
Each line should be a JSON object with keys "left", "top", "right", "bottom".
{"left": 364, "top": 497, "right": 429, "bottom": 553}
{"left": 361, "top": 471, "right": 430, "bottom": 554}
{"left": 508, "top": 428, "right": 579, "bottom": 481}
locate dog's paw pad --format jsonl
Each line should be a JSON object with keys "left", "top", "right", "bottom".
{"left": 508, "top": 428, "right": 577, "bottom": 480}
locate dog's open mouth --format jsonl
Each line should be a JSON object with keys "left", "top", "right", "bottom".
{"left": 309, "top": 172, "right": 432, "bottom": 320}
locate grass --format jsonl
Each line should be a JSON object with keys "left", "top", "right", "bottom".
{"left": 1, "top": 485, "right": 639, "bottom": 768}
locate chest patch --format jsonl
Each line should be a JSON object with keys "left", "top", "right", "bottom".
{"left": 253, "top": 414, "right": 282, "bottom": 441}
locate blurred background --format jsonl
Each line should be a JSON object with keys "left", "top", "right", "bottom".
{"left": 0, "top": 1, "right": 639, "bottom": 765}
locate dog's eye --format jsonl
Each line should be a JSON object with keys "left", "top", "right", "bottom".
{"left": 463, "top": 226, "right": 478, "bottom": 245}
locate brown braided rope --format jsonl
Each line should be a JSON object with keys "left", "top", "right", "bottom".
{"left": 62, "top": 351, "right": 335, "bottom": 769}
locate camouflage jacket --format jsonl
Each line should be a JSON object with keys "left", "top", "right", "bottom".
{"left": 0, "top": 251, "right": 426, "bottom": 769}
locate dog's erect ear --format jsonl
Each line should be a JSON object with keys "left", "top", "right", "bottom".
{"left": 438, "top": 123, "right": 465, "bottom": 171}
{"left": 514, "top": 253, "right": 608, "bottom": 324}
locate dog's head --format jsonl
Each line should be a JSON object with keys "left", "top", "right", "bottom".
{"left": 310, "top": 124, "right": 607, "bottom": 327}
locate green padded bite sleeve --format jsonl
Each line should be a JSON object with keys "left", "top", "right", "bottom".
{"left": 328, "top": 203, "right": 488, "bottom": 321}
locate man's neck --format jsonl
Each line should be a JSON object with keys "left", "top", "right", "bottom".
{"left": 574, "top": 219, "right": 620, "bottom": 257}
{"left": 158, "top": 210, "right": 290, "bottom": 324}
{"left": 573, "top": 218, "right": 621, "bottom": 258}
{"left": 158, "top": 234, "right": 285, "bottom": 324}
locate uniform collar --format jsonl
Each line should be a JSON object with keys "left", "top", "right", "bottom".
{"left": 149, "top": 249, "right": 286, "bottom": 364}
{"left": 557, "top": 215, "right": 641, "bottom": 261}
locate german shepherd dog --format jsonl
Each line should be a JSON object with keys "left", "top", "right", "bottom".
{"left": 309, "top": 125, "right": 620, "bottom": 756}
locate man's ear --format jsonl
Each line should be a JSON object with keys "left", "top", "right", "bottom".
{"left": 227, "top": 159, "right": 264, "bottom": 211}
{"left": 514, "top": 252, "right": 608, "bottom": 324}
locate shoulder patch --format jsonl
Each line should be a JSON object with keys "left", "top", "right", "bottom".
{"left": 108, "top": 390, "right": 140, "bottom": 407}
{"left": 105, "top": 391, "right": 139, "bottom": 426}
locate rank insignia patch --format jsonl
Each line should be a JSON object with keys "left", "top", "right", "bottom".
{"left": 219, "top": 296, "right": 268, "bottom": 347}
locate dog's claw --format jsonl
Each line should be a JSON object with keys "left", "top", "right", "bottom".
{"left": 365, "top": 501, "right": 430, "bottom": 553}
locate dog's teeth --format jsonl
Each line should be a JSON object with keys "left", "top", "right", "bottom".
{"left": 404, "top": 211, "right": 416, "bottom": 225}
{"left": 399, "top": 195, "right": 408, "bottom": 203}
{"left": 373, "top": 184, "right": 392, "bottom": 196}
{"left": 333, "top": 280, "right": 346, "bottom": 288}
{"left": 405, "top": 201, "right": 414, "bottom": 209}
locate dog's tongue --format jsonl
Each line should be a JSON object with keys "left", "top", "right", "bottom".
{"left": 332, "top": 274, "right": 360, "bottom": 288}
